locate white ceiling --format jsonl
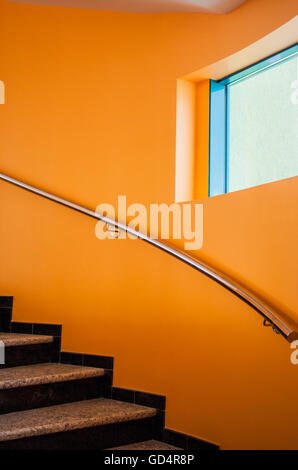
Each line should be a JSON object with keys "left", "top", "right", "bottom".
{"left": 9, "top": 0, "right": 248, "bottom": 14}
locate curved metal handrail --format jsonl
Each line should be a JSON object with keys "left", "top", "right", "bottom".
{"left": 0, "top": 171, "right": 296, "bottom": 342}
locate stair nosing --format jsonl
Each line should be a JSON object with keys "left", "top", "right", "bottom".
{"left": 0, "top": 332, "right": 54, "bottom": 347}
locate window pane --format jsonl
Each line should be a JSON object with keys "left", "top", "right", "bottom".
{"left": 228, "top": 56, "right": 298, "bottom": 193}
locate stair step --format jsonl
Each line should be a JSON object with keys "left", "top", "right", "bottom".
{"left": 0, "top": 332, "right": 59, "bottom": 368}
{"left": 110, "top": 440, "right": 181, "bottom": 450}
{"left": 0, "top": 332, "right": 53, "bottom": 346}
{"left": 0, "top": 362, "right": 104, "bottom": 390}
{"left": 0, "top": 363, "right": 109, "bottom": 414}
{"left": 0, "top": 398, "right": 157, "bottom": 445}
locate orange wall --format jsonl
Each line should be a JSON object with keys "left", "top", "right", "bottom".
{"left": 1, "top": 0, "right": 298, "bottom": 449}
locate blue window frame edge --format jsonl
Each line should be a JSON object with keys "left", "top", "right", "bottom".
{"left": 208, "top": 42, "right": 298, "bottom": 198}
{"left": 208, "top": 80, "right": 227, "bottom": 197}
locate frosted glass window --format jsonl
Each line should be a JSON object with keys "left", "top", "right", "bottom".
{"left": 228, "top": 56, "right": 298, "bottom": 192}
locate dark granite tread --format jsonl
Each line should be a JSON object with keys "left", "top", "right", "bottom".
{"left": 109, "top": 440, "right": 181, "bottom": 450}
{"left": 0, "top": 398, "right": 157, "bottom": 442}
{"left": 0, "top": 363, "right": 105, "bottom": 390}
{"left": 0, "top": 333, "right": 53, "bottom": 346}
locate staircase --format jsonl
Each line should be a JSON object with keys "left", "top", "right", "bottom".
{"left": 0, "top": 297, "right": 218, "bottom": 451}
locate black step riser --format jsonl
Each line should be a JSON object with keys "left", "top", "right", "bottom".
{"left": 0, "top": 342, "right": 59, "bottom": 369}
{"left": 0, "top": 415, "right": 162, "bottom": 450}
{"left": 0, "top": 376, "right": 107, "bottom": 414}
